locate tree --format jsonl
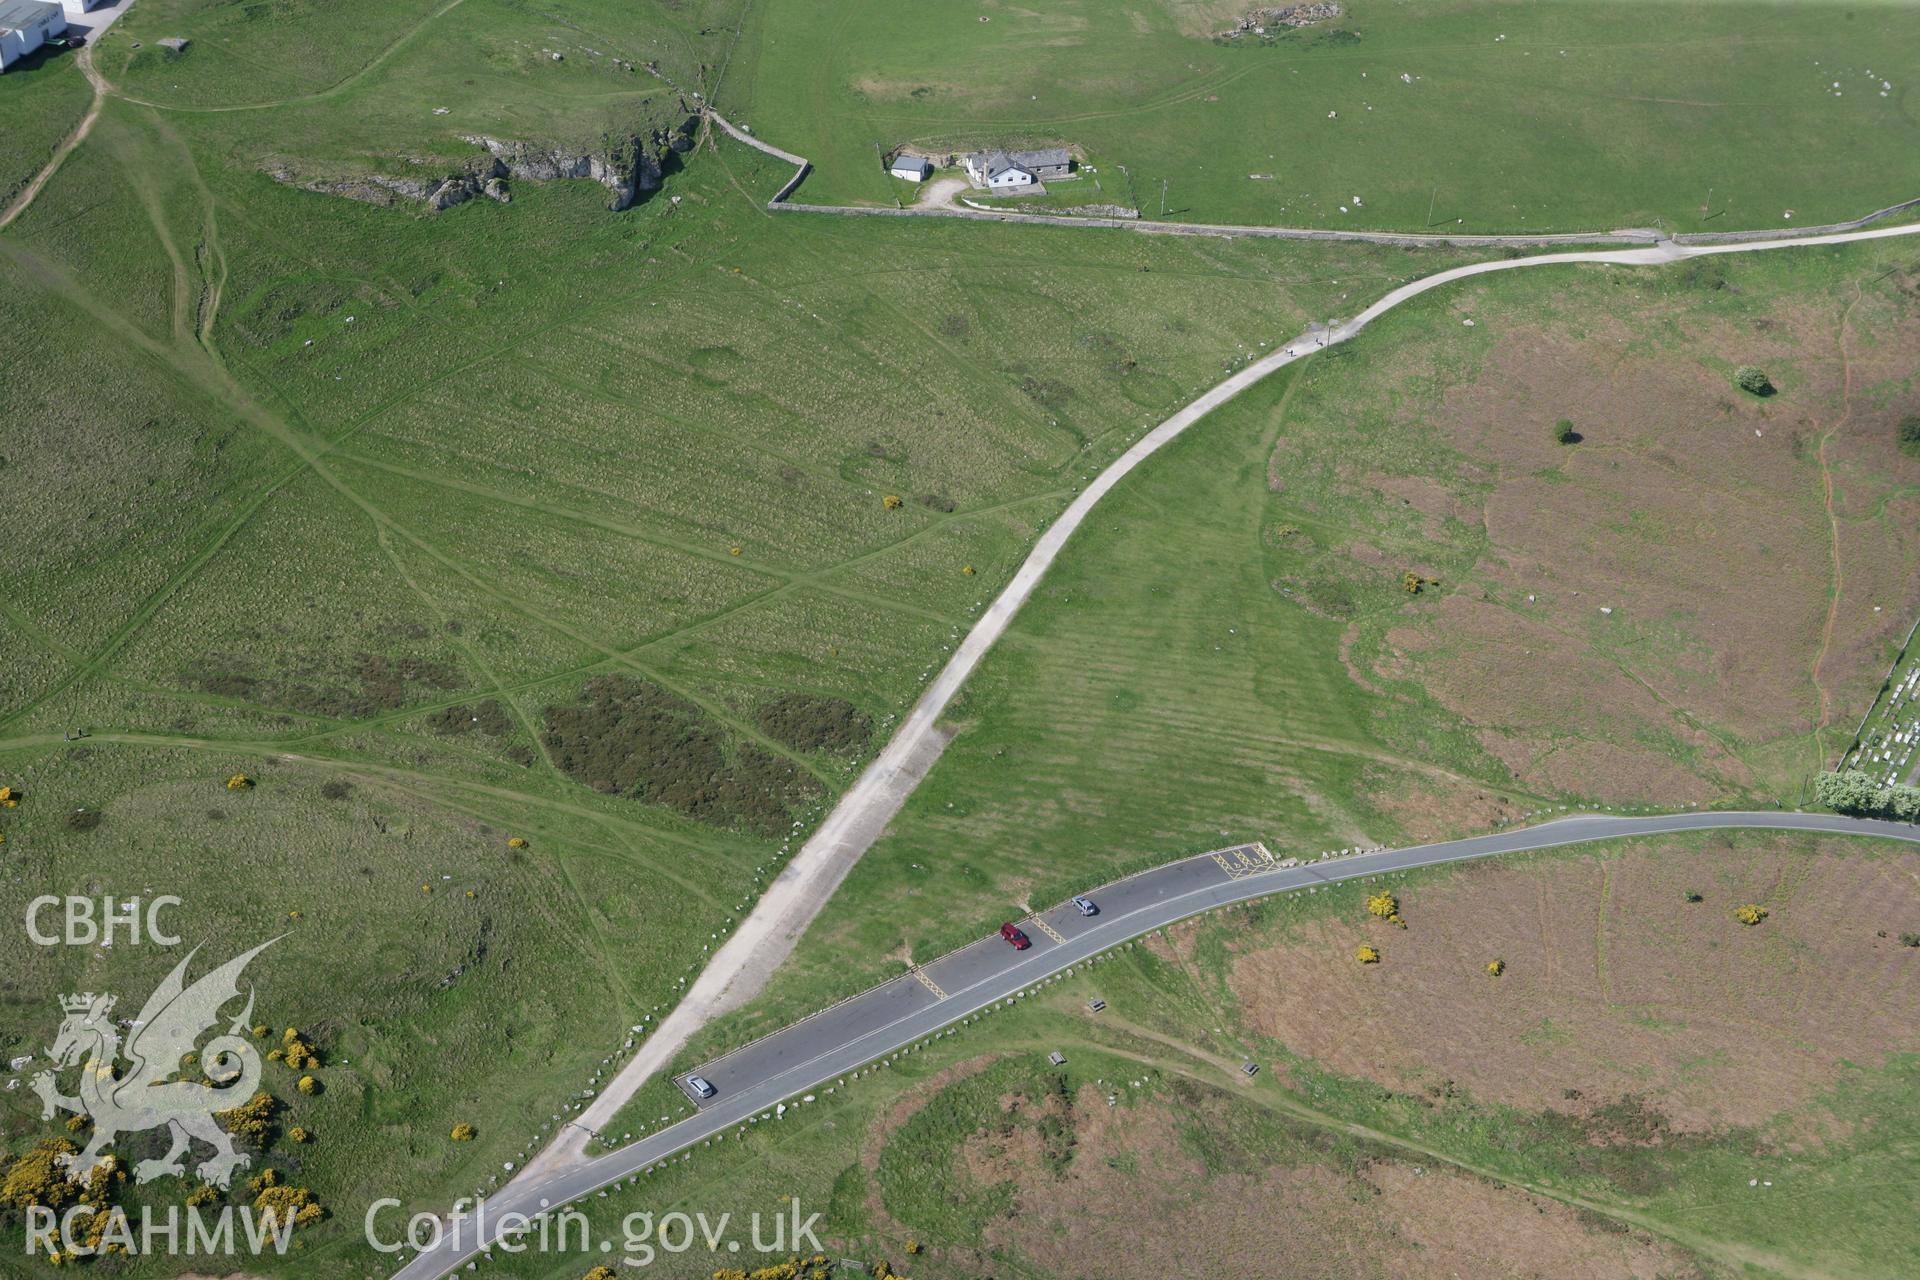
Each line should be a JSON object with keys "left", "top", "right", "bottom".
{"left": 1684, "top": 889, "right": 1703, "bottom": 903}
{"left": 1551, "top": 417, "right": 1579, "bottom": 445}
{"left": 1901, "top": 932, "right": 1920, "bottom": 948}
{"left": 1816, "top": 769, "right": 1920, "bottom": 820}
{"left": 1734, "top": 903, "right": 1769, "bottom": 926}
{"left": 296, "top": 1075, "right": 320, "bottom": 1096}
{"left": 1734, "top": 365, "right": 1773, "bottom": 396}
{"left": 1901, "top": 415, "right": 1920, "bottom": 453}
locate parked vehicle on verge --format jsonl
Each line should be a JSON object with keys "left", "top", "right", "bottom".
{"left": 1071, "top": 895, "right": 1098, "bottom": 916}
{"left": 1000, "top": 922, "right": 1031, "bottom": 950}
{"left": 686, "top": 1074, "right": 716, "bottom": 1098}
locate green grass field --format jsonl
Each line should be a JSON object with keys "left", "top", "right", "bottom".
{"left": 0, "top": 51, "right": 92, "bottom": 214}
{"left": 0, "top": 18, "right": 1479, "bottom": 1256}
{"left": 2, "top": 0, "right": 1917, "bottom": 1270}
{"left": 682, "top": 234, "right": 1920, "bottom": 1054}
{"left": 725, "top": 0, "right": 1920, "bottom": 232}
{"left": 513, "top": 832, "right": 1920, "bottom": 1280}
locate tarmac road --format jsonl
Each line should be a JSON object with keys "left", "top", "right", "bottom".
{"left": 390, "top": 809, "right": 1920, "bottom": 1279}
{"left": 548, "top": 213, "right": 1920, "bottom": 1183}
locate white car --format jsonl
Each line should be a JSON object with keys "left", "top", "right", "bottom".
{"left": 1071, "top": 895, "right": 1098, "bottom": 917}
{"left": 686, "top": 1075, "right": 716, "bottom": 1099}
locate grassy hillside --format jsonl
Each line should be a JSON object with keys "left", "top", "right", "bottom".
{"left": 1, "top": 0, "right": 1915, "bottom": 1270}
{"left": 726, "top": 0, "right": 1920, "bottom": 232}
{"left": 0, "top": 52, "right": 92, "bottom": 215}
{"left": 497, "top": 832, "right": 1920, "bottom": 1280}
{"left": 95, "top": 0, "right": 721, "bottom": 115}
{"left": 691, "top": 235, "right": 1920, "bottom": 1045}
{"left": 0, "top": 46, "right": 1470, "bottom": 1263}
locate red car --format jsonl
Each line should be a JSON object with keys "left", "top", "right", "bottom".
{"left": 1000, "top": 922, "right": 1031, "bottom": 950}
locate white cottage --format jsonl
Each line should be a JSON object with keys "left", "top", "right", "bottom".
{"left": 0, "top": 0, "right": 64, "bottom": 71}
{"left": 963, "top": 150, "right": 1036, "bottom": 190}
{"left": 962, "top": 147, "right": 1073, "bottom": 191}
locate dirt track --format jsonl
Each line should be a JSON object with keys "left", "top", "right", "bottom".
{"left": 540, "top": 202, "right": 1920, "bottom": 1189}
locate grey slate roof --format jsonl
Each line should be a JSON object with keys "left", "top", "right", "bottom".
{"left": 967, "top": 150, "right": 1034, "bottom": 182}
{"left": 1009, "top": 147, "right": 1071, "bottom": 170}
{"left": 0, "top": 0, "right": 60, "bottom": 32}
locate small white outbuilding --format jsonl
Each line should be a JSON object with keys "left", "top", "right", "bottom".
{"left": 888, "top": 154, "right": 932, "bottom": 182}
{"left": 0, "top": 0, "right": 64, "bottom": 71}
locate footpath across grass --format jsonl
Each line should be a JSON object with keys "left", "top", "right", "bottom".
{"left": 0, "top": 50, "right": 91, "bottom": 214}
{"left": 528, "top": 831, "right": 1920, "bottom": 1280}
{"left": 699, "top": 234, "right": 1920, "bottom": 1055}
{"left": 0, "top": 65, "right": 1476, "bottom": 1264}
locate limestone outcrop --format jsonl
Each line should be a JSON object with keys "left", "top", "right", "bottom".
{"left": 266, "top": 115, "right": 697, "bottom": 214}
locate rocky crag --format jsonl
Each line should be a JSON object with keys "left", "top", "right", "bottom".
{"left": 269, "top": 115, "right": 697, "bottom": 213}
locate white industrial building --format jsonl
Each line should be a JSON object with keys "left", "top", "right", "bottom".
{"left": 888, "top": 154, "right": 932, "bottom": 182}
{"left": 0, "top": 0, "right": 64, "bottom": 70}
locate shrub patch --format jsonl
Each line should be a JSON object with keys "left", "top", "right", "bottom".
{"left": 543, "top": 677, "right": 821, "bottom": 834}
{"left": 754, "top": 693, "right": 873, "bottom": 756}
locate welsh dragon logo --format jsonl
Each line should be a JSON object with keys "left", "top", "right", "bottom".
{"left": 31, "top": 941, "right": 275, "bottom": 1190}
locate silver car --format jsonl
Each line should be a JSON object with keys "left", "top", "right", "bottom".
{"left": 1071, "top": 895, "right": 1098, "bottom": 916}
{"left": 686, "top": 1075, "right": 716, "bottom": 1099}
